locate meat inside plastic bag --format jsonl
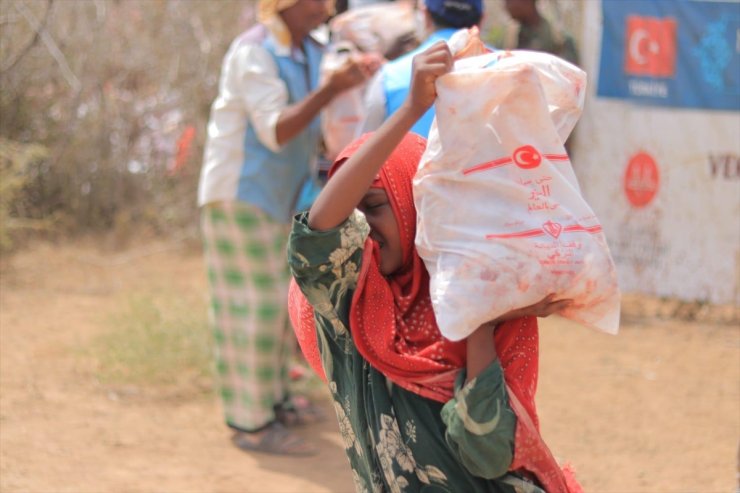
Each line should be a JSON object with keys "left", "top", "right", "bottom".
{"left": 328, "top": 1, "right": 415, "bottom": 55}
{"left": 320, "top": 43, "right": 366, "bottom": 161}
{"left": 413, "top": 50, "right": 620, "bottom": 341}
{"left": 320, "top": 43, "right": 382, "bottom": 160}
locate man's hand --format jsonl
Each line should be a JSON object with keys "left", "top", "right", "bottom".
{"left": 327, "top": 55, "right": 380, "bottom": 93}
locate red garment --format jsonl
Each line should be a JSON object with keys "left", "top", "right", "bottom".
{"left": 289, "top": 132, "right": 581, "bottom": 493}
{"left": 336, "top": 133, "right": 466, "bottom": 402}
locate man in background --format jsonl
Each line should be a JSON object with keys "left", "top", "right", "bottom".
{"left": 494, "top": 0, "right": 579, "bottom": 154}
{"left": 497, "top": 0, "right": 579, "bottom": 66}
{"left": 198, "top": 0, "right": 372, "bottom": 457}
{"left": 358, "top": 0, "right": 484, "bottom": 138}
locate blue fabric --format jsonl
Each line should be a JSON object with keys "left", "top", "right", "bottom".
{"left": 597, "top": 0, "right": 740, "bottom": 111}
{"left": 425, "top": 0, "right": 482, "bottom": 26}
{"left": 294, "top": 177, "right": 322, "bottom": 214}
{"left": 382, "top": 29, "right": 459, "bottom": 138}
{"left": 236, "top": 36, "right": 323, "bottom": 223}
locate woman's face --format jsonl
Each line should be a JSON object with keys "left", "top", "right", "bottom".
{"left": 358, "top": 188, "right": 403, "bottom": 276}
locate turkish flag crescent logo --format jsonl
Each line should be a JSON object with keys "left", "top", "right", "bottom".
{"left": 624, "top": 15, "right": 677, "bottom": 78}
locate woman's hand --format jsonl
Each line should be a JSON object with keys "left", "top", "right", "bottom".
{"left": 465, "top": 295, "right": 572, "bottom": 383}
{"left": 308, "top": 43, "right": 449, "bottom": 232}
{"left": 495, "top": 294, "right": 573, "bottom": 325}
{"left": 402, "top": 40, "right": 453, "bottom": 118}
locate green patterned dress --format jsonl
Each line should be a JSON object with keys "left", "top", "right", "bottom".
{"left": 289, "top": 211, "right": 545, "bottom": 493}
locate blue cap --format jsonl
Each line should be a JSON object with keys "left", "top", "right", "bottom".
{"left": 425, "top": 0, "right": 483, "bottom": 27}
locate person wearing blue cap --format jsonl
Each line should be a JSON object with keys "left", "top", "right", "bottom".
{"left": 358, "top": 0, "right": 484, "bottom": 138}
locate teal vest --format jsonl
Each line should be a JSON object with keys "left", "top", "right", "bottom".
{"left": 237, "top": 29, "right": 323, "bottom": 222}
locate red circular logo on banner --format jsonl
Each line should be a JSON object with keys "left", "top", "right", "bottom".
{"left": 513, "top": 145, "right": 542, "bottom": 169}
{"left": 624, "top": 152, "right": 660, "bottom": 207}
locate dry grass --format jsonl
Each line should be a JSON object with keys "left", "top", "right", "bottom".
{"left": 90, "top": 294, "right": 213, "bottom": 395}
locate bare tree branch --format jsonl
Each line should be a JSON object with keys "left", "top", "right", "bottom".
{"left": 0, "top": 0, "right": 53, "bottom": 74}
{"left": 15, "top": 0, "right": 81, "bottom": 92}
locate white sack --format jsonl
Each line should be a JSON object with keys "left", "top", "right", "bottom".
{"left": 414, "top": 50, "right": 621, "bottom": 341}
{"left": 319, "top": 42, "right": 368, "bottom": 160}
{"left": 329, "top": 1, "right": 415, "bottom": 55}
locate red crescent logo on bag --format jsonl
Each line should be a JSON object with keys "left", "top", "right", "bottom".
{"left": 463, "top": 145, "right": 568, "bottom": 175}
{"left": 624, "top": 152, "right": 660, "bottom": 207}
{"left": 513, "top": 145, "right": 542, "bottom": 169}
{"left": 625, "top": 15, "right": 677, "bottom": 78}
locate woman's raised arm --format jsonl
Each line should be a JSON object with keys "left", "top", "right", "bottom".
{"left": 307, "top": 41, "right": 453, "bottom": 231}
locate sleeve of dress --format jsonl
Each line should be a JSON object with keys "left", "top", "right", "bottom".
{"left": 440, "top": 359, "right": 517, "bottom": 479}
{"left": 288, "top": 210, "right": 369, "bottom": 320}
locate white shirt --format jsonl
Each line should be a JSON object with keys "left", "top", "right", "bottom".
{"left": 198, "top": 26, "right": 291, "bottom": 207}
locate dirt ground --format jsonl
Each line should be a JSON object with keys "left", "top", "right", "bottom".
{"left": 1, "top": 237, "right": 738, "bottom": 493}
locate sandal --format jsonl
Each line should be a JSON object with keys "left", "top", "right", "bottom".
{"left": 275, "top": 395, "right": 327, "bottom": 427}
{"left": 231, "top": 421, "right": 317, "bottom": 457}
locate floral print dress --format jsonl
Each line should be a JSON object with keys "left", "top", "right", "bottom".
{"left": 289, "top": 211, "right": 545, "bottom": 493}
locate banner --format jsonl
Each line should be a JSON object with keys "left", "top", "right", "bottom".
{"left": 597, "top": 0, "right": 740, "bottom": 111}
{"left": 573, "top": 1, "right": 740, "bottom": 305}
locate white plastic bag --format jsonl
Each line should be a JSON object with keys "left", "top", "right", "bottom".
{"left": 328, "top": 1, "right": 415, "bottom": 55}
{"left": 319, "top": 42, "right": 368, "bottom": 160}
{"left": 413, "top": 50, "right": 620, "bottom": 341}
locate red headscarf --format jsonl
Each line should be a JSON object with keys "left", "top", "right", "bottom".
{"left": 289, "top": 132, "right": 582, "bottom": 493}
{"left": 338, "top": 133, "right": 466, "bottom": 401}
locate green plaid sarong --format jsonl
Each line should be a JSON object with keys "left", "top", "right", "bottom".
{"left": 201, "top": 201, "right": 293, "bottom": 431}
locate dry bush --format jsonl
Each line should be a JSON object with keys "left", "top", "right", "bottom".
{"left": 0, "top": 0, "right": 584, "bottom": 251}
{"left": 0, "top": 0, "right": 255, "bottom": 248}
{"left": 0, "top": 137, "right": 50, "bottom": 249}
